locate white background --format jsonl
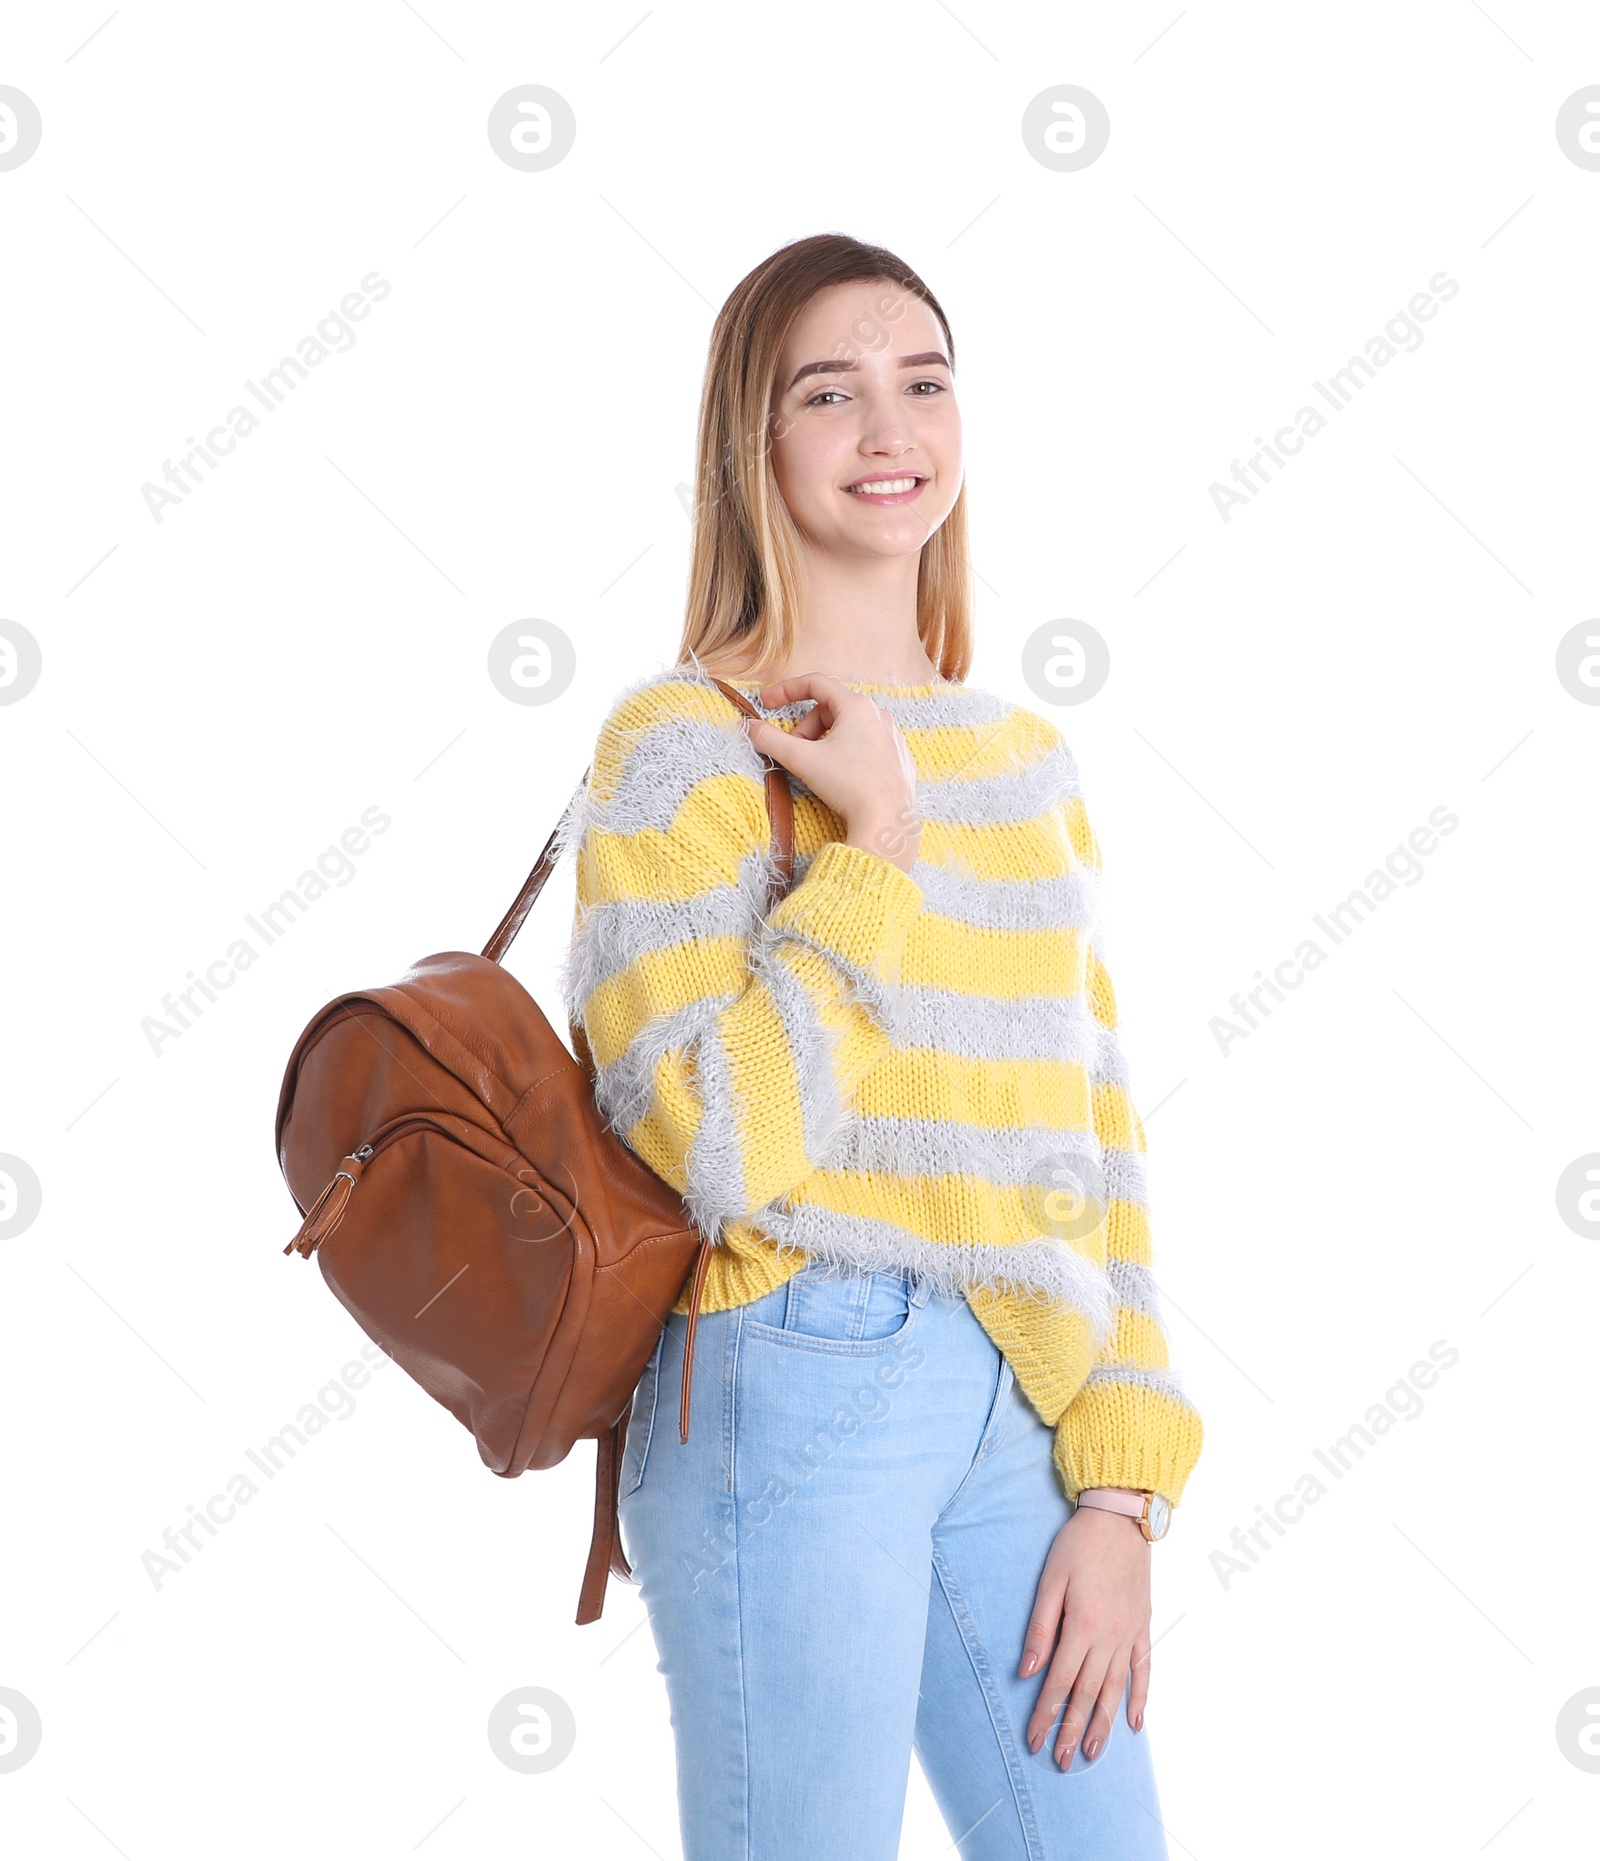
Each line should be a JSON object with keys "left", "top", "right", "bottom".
{"left": 2, "top": 2, "right": 1596, "bottom": 1855}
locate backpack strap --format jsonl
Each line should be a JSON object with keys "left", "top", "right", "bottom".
{"left": 483, "top": 676, "right": 794, "bottom": 966}
{"left": 577, "top": 1409, "right": 635, "bottom": 1623}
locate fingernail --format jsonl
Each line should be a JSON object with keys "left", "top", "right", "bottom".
{"left": 1019, "top": 1653, "right": 1038, "bottom": 1676}
{"left": 1028, "top": 1729, "right": 1043, "bottom": 1753}
{"left": 1084, "top": 1736, "right": 1101, "bottom": 1759}
{"left": 1132, "top": 1711, "right": 1143, "bottom": 1733}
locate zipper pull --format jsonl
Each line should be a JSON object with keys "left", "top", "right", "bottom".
{"left": 283, "top": 1151, "right": 370, "bottom": 1258}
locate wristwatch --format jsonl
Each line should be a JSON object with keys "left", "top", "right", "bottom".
{"left": 1075, "top": 1487, "right": 1171, "bottom": 1542}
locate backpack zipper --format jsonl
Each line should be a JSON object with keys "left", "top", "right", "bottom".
{"left": 282, "top": 1117, "right": 448, "bottom": 1258}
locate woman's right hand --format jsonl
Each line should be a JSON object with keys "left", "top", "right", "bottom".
{"left": 742, "top": 673, "right": 921, "bottom": 875}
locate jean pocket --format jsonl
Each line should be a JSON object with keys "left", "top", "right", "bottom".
{"left": 619, "top": 1331, "right": 664, "bottom": 1500}
{"left": 744, "top": 1262, "right": 929, "bottom": 1354}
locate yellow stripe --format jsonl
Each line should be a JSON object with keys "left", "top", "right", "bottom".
{"left": 782, "top": 1167, "right": 1107, "bottom": 1258}
{"left": 719, "top": 987, "right": 808, "bottom": 1206}
{"left": 916, "top": 811, "right": 1082, "bottom": 883}
{"left": 894, "top": 708, "right": 1060, "bottom": 778}
{"left": 583, "top": 933, "right": 747, "bottom": 1070}
{"left": 1106, "top": 1309, "right": 1171, "bottom": 1369}
{"left": 855, "top": 1050, "right": 1096, "bottom": 1130}
{"left": 772, "top": 945, "right": 883, "bottom": 1081}
{"left": 579, "top": 772, "right": 765, "bottom": 898}
{"left": 590, "top": 680, "right": 745, "bottom": 801}
{"left": 967, "top": 1289, "right": 1099, "bottom": 1412}
{"left": 905, "top": 915, "right": 1090, "bottom": 997}
{"left": 1091, "top": 1079, "right": 1146, "bottom": 1153}
{"left": 1061, "top": 793, "right": 1100, "bottom": 870}
{"left": 1104, "top": 1198, "right": 1153, "bottom": 1264}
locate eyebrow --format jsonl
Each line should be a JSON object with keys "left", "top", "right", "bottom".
{"left": 786, "top": 351, "right": 952, "bottom": 392}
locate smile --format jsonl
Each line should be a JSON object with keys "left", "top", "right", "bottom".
{"left": 844, "top": 475, "right": 927, "bottom": 504}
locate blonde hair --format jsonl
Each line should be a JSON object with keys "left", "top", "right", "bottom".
{"left": 677, "top": 233, "right": 973, "bottom": 684}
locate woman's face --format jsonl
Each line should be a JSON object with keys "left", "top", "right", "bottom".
{"left": 767, "top": 279, "right": 962, "bottom": 562}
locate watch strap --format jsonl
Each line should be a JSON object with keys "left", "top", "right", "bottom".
{"left": 1075, "top": 1488, "right": 1149, "bottom": 1520}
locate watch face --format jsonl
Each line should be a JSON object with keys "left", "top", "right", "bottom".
{"left": 1146, "top": 1494, "right": 1172, "bottom": 1540}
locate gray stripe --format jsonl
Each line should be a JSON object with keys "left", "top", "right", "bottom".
{"left": 912, "top": 861, "right": 1099, "bottom": 932}
{"left": 772, "top": 857, "right": 1101, "bottom": 934}
{"left": 1101, "top": 1143, "right": 1149, "bottom": 1207}
{"left": 1080, "top": 1362, "right": 1194, "bottom": 1406}
{"left": 559, "top": 859, "right": 767, "bottom": 1012}
{"left": 824, "top": 1116, "right": 1150, "bottom": 1219}
{"left": 1089, "top": 1014, "right": 1132, "bottom": 1089}
{"left": 894, "top": 987, "right": 1102, "bottom": 1063}
{"left": 748, "top": 935, "right": 851, "bottom": 1169}
{"left": 1107, "top": 1257, "right": 1163, "bottom": 1320}
{"left": 572, "top": 714, "right": 759, "bottom": 839}
{"left": 752, "top": 1202, "right": 1115, "bottom": 1338}
{"left": 680, "top": 1021, "right": 748, "bottom": 1244}
{"left": 916, "top": 743, "right": 1083, "bottom": 827}
{"left": 860, "top": 688, "right": 1016, "bottom": 731}
{"left": 733, "top": 681, "right": 1017, "bottom": 736}
{"left": 590, "top": 995, "right": 733, "bottom": 1149}
{"left": 824, "top": 1116, "right": 1103, "bottom": 1185}
{"left": 764, "top": 920, "right": 901, "bottom": 1031}
{"left": 585, "top": 930, "right": 896, "bottom": 1233}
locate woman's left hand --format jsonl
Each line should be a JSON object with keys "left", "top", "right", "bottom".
{"left": 1018, "top": 1502, "right": 1152, "bottom": 1767}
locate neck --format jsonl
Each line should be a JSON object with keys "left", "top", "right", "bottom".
{"left": 708, "top": 553, "right": 940, "bottom": 687}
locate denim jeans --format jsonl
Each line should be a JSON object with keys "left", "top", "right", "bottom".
{"left": 617, "top": 1258, "right": 1170, "bottom": 1860}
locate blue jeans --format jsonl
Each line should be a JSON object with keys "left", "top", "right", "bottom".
{"left": 617, "top": 1258, "right": 1170, "bottom": 1860}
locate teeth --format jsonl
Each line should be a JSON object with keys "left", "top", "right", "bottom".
{"left": 849, "top": 477, "right": 920, "bottom": 494}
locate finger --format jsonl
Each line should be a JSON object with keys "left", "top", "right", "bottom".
{"left": 786, "top": 706, "right": 829, "bottom": 741}
{"left": 1082, "top": 1643, "right": 1134, "bottom": 1761}
{"left": 1018, "top": 1573, "right": 1067, "bottom": 1681}
{"left": 1025, "top": 1636, "right": 1088, "bottom": 1756}
{"left": 1127, "top": 1627, "right": 1151, "bottom": 1732}
{"left": 750, "top": 683, "right": 840, "bottom": 745}
{"left": 744, "top": 716, "right": 827, "bottom": 784}
{"left": 748, "top": 708, "right": 828, "bottom": 747}
{"left": 1054, "top": 1650, "right": 1112, "bottom": 1768}
{"left": 758, "top": 672, "right": 854, "bottom": 713}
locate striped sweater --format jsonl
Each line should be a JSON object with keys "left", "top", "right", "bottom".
{"left": 559, "top": 663, "right": 1204, "bottom": 1506}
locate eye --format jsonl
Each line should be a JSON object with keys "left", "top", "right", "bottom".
{"left": 805, "top": 387, "right": 848, "bottom": 407}
{"left": 908, "top": 379, "right": 946, "bottom": 396}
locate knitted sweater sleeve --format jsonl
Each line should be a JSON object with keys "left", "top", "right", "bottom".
{"left": 1053, "top": 792, "right": 1205, "bottom": 1506}
{"left": 560, "top": 677, "right": 925, "bottom": 1245}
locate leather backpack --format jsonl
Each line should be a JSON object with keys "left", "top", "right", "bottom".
{"left": 275, "top": 677, "right": 794, "bottom": 1624}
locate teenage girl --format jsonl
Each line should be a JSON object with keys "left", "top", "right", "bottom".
{"left": 562, "top": 232, "right": 1203, "bottom": 1861}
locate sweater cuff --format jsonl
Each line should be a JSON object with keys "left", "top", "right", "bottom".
{"left": 764, "top": 838, "right": 923, "bottom": 1021}
{"left": 1053, "top": 1382, "right": 1204, "bottom": 1508}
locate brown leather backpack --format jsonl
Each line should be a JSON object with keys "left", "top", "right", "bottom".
{"left": 275, "top": 677, "right": 793, "bottom": 1624}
